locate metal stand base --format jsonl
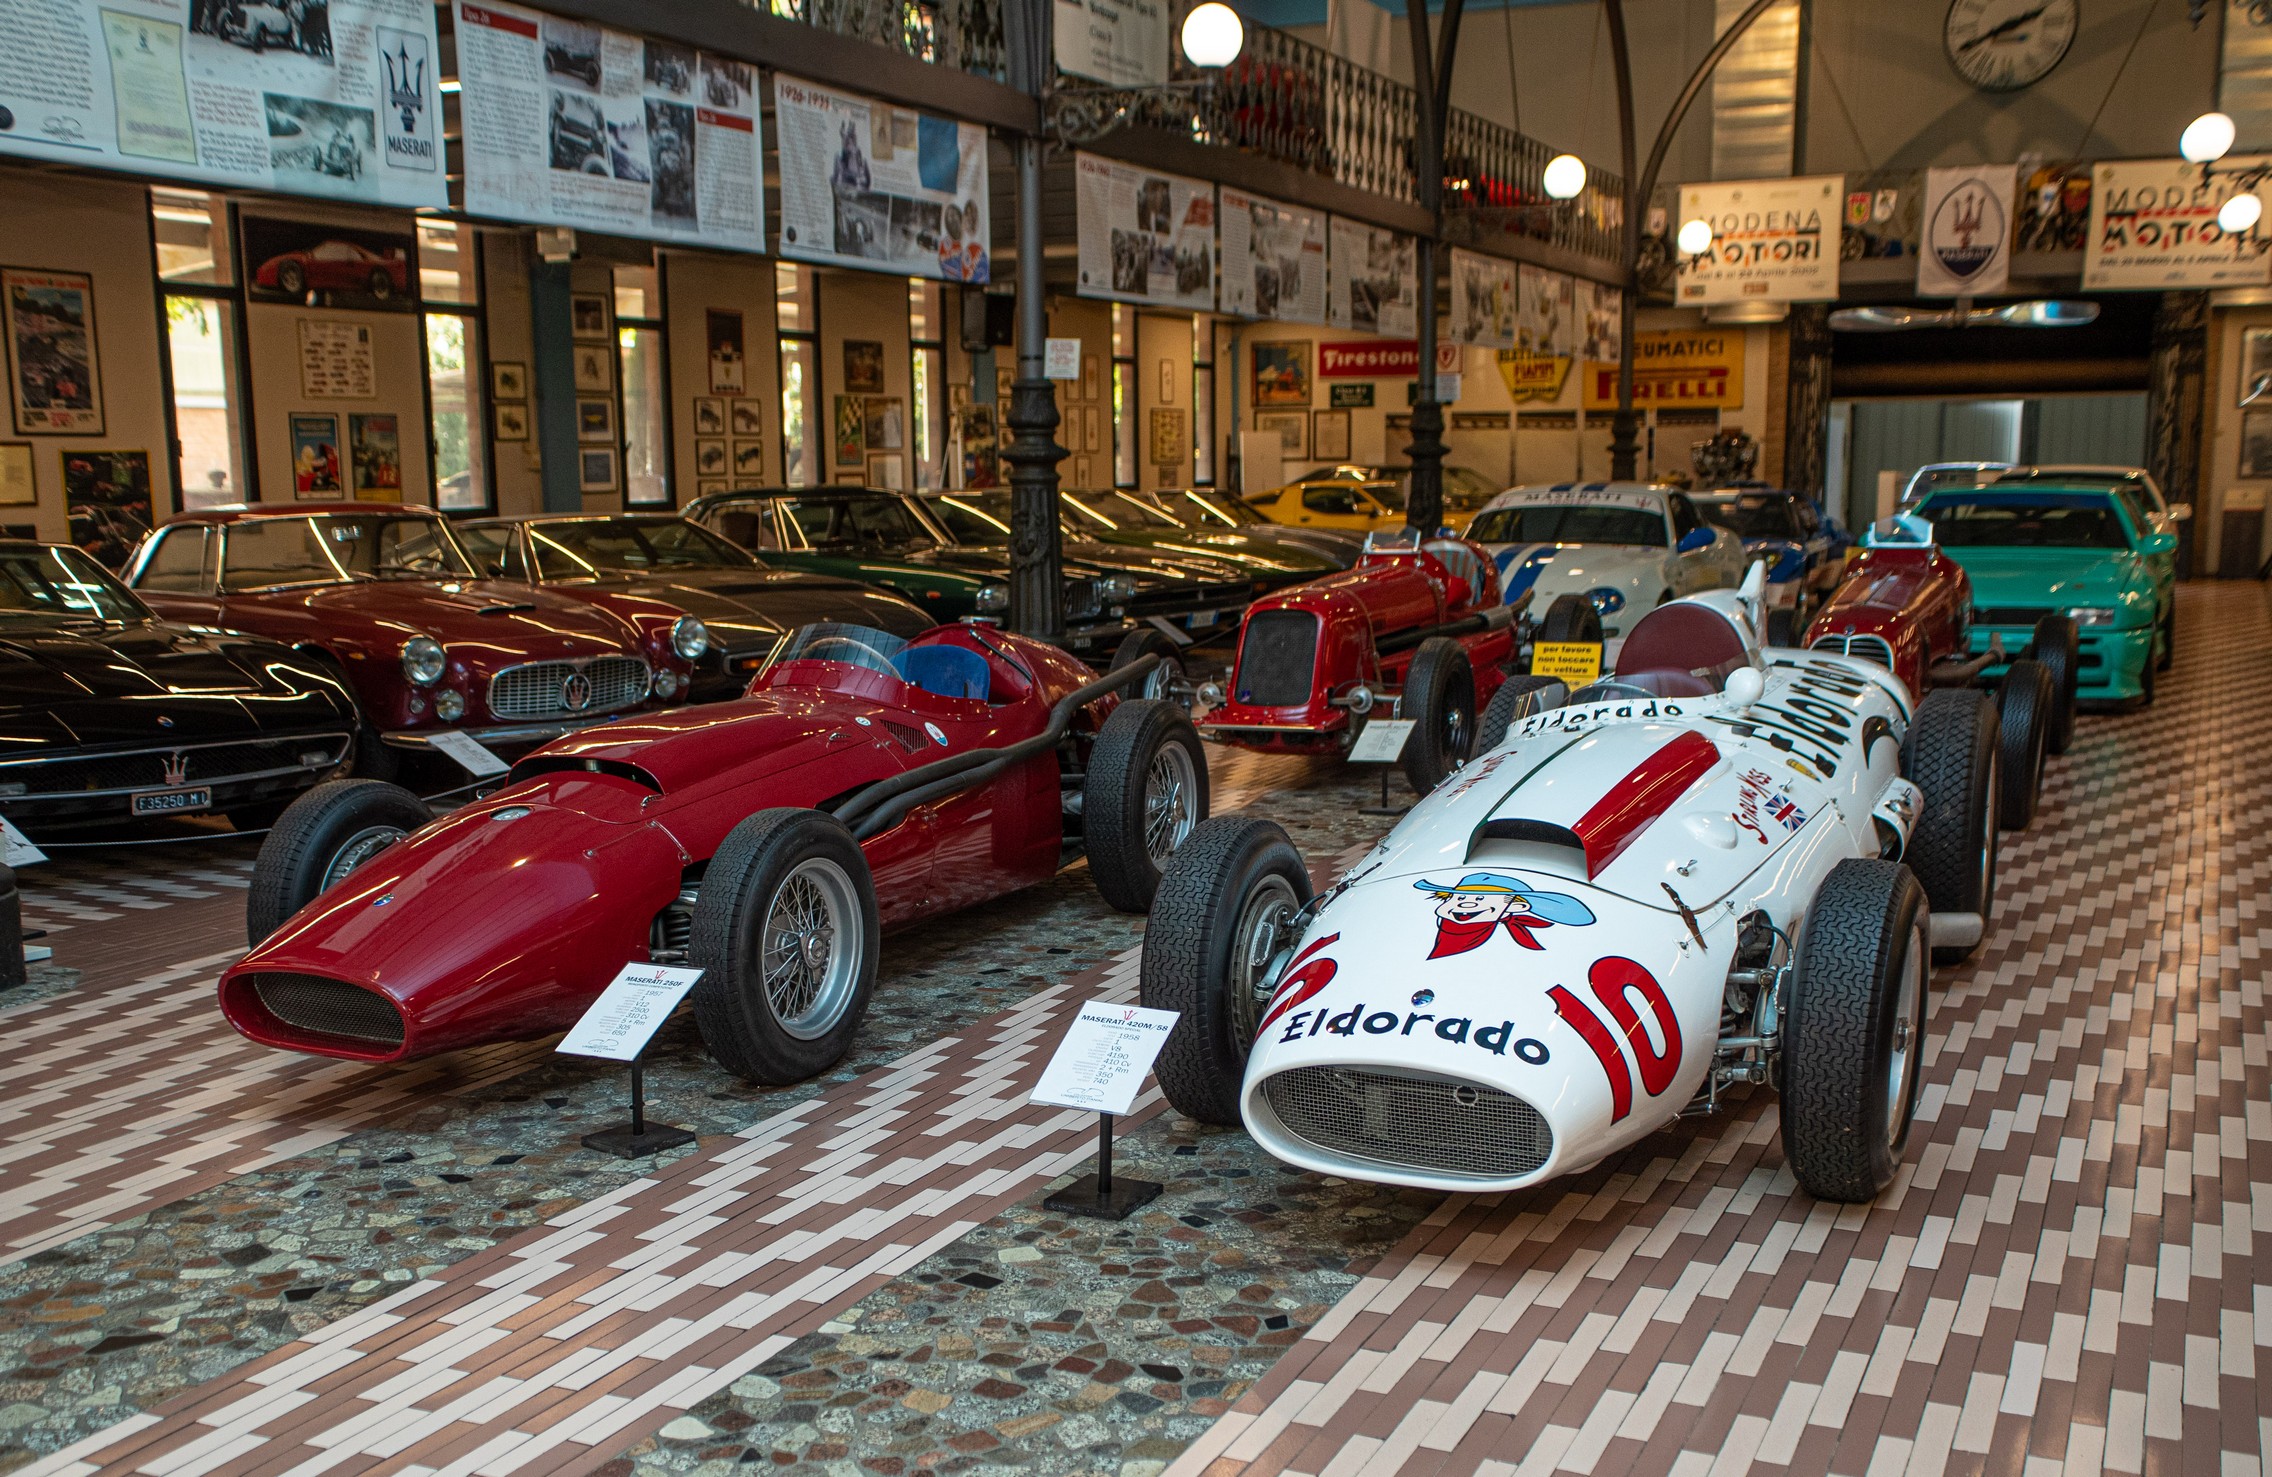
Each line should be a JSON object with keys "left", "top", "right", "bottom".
{"left": 582, "top": 1123, "right": 696, "bottom": 1159}
{"left": 1045, "top": 1172, "right": 1162, "bottom": 1220}
{"left": 1358, "top": 766, "right": 1411, "bottom": 819}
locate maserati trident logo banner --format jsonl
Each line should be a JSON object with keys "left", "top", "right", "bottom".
{"left": 1916, "top": 164, "right": 2013, "bottom": 297}
{"left": 378, "top": 27, "right": 436, "bottom": 173}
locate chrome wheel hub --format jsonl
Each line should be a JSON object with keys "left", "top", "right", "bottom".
{"left": 1227, "top": 875, "right": 1301, "bottom": 1052}
{"left": 760, "top": 857, "right": 862, "bottom": 1040}
{"left": 1143, "top": 742, "right": 1199, "bottom": 864}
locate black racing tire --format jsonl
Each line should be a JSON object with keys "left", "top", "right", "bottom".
{"left": 1767, "top": 606, "right": 1800, "bottom": 647}
{"left": 1400, "top": 637, "right": 1476, "bottom": 795}
{"left": 1476, "top": 674, "right": 1568, "bottom": 752}
{"left": 2157, "top": 600, "right": 2176, "bottom": 673}
{"left": 1536, "top": 593, "right": 1603, "bottom": 646}
{"left": 2138, "top": 634, "right": 2157, "bottom": 708}
{"left": 1141, "top": 816, "right": 1313, "bottom": 1126}
{"left": 1780, "top": 859, "right": 1930, "bottom": 1203}
{"left": 1901, "top": 687, "right": 1998, "bottom": 963}
{"left": 1109, "top": 627, "right": 1187, "bottom": 704}
{"left": 1994, "top": 658, "right": 2052, "bottom": 832}
{"left": 246, "top": 779, "right": 432, "bottom": 946}
{"left": 2028, "top": 614, "right": 2079, "bottom": 755}
{"left": 1083, "top": 698, "right": 1209, "bottom": 914}
{"left": 690, "top": 808, "right": 879, "bottom": 1085}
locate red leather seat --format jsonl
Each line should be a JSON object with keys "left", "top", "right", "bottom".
{"left": 1612, "top": 603, "right": 1752, "bottom": 696}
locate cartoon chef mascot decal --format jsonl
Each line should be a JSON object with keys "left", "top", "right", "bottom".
{"left": 1415, "top": 872, "right": 1596, "bottom": 958}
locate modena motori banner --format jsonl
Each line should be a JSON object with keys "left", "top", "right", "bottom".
{"left": 1074, "top": 153, "right": 1213, "bottom": 311}
{"left": 775, "top": 75, "right": 990, "bottom": 282}
{"left": 1675, "top": 175, "right": 1842, "bottom": 305}
{"left": 2084, "top": 157, "right": 2272, "bottom": 290}
{"left": 1581, "top": 329, "right": 1746, "bottom": 411}
{"left": 456, "top": 1, "right": 765, "bottom": 253}
{"left": 1219, "top": 188, "right": 1325, "bottom": 323}
{"left": 0, "top": 0, "right": 445, "bottom": 208}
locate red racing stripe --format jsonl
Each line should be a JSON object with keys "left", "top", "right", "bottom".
{"left": 1570, "top": 730, "right": 1720, "bottom": 875}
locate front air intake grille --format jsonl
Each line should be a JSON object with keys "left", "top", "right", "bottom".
{"left": 1972, "top": 606, "right": 2052, "bottom": 627}
{"left": 487, "top": 656, "right": 649, "bottom": 721}
{"left": 1235, "top": 610, "right": 1320, "bottom": 707}
{"left": 1260, "top": 1066, "right": 1553, "bottom": 1180}
{"left": 0, "top": 734, "right": 351, "bottom": 797}
{"left": 247, "top": 972, "right": 405, "bottom": 1047}
{"left": 1810, "top": 632, "right": 1897, "bottom": 673}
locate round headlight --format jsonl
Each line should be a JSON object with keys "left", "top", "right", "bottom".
{"left": 1586, "top": 586, "right": 1627, "bottom": 615}
{"left": 401, "top": 636, "right": 446, "bottom": 686}
{"left": 1099, "top": 575, "right": 1138, "bottom": 602}
{"left": 671, "top": 615, "right": 711, "bottom": 660}
{"left": 433, "top": 688, "right": 466, "bottom": 721}
{"left": 652, "top": 668, "right": 681, "bottom": 698}
{"left": 974, "top": 583, "right": 1009, "bottom": 613}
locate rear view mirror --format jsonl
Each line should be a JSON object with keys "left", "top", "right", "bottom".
{"left": 2141, "top": 532, "right": 2177, "bottom": 555}
{"left": 2166, "top": 502, "right": 2193, "bottom": 522}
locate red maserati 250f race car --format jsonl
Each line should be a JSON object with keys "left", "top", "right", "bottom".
{"left": 221, "top": 622, "right": 1206, "bottom": 1084}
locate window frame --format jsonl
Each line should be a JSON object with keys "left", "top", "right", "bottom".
{"left": 418, "top": 224, "right": 495, "bottom": 516}
{"left": 149, "top": 192, "right": 259, "bottom": 512}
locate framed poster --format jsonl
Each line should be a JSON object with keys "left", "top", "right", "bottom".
{"left": 844, "top": 340, "right": 885, "bottom": 393}
{"left": 297, "top": 319, "right": 377, "bottom": 399}
{"left": 694, "top": 438, "right": 728, "bottom": 477}
{"left": 697, "top": 478, "right": 727, "bottom": 497}
{"left": 958, "top": 403, "right": 998, "bottom": 487}
{"left": 1085, "top": 405, "right": 1101, "bottom": 453}
{"left": 60, "top": 450, "right": 150, "bottom": 564}
{"left": 1312, "top": 408, "right": 1351, "bottom": 462}
{"left": 1254, "top": 409, "right": 1306, "bottom": 457}
{"left": 835, "top": 394, "right": 866, "bottom": 465}
{"left": 730, "top": 400, "right": 764, "bottom": 435}
{"left": 707, "top": 309, "right": 745, "bottom": 394}
{"left": 570, "top": 294, "right": 610, "bottom": 341}
{"left": 865, "top": 452, "right": 904, "bottom": 489}
{"left": 1251, "top": 341, "right": 1311, "bottom": 408}
{"left": 864, "top": 396, "right": 904, "bottom": 451}
{"left": 2245, "top": 329, "right": 2272, "bottom": 406}
{"left": 347, "top": 412, "right": 402, "bottom": 500}
{"left": 577, "top": 398, "right": 616, "bottom": 443}
{"left": 1148, "top": 407, "right": 1187, "bottom": 467}
{"left": 2242, "top": 407, "right": 2272, "bottom": 479}
{"left": 495, "top": 403, "right": 529, "bottom": 441}
{"left": 773, "top": 75, "right": 990, "bottom": 283}
{"left": 240, "top": 217, "right": 415, "bottom": 313}
{"left": 1083, "top": 355, "right": 1100, "bottom": 401}
{"left": 0, "top": 442, "right": 31, "bottom": 504}
{"left": 693, "top": 397, "right": 726, "bottom": 435}
{"left": 573, "top": 344, "right": 612, "bottom": 393}
{"left": 491, "top": 361, "right": 528, "bottom": 400}
{"left": 289, "top": 412, "right": 343, "bottom": 496}
{"left": 732, "top": 439, "right": 766, "bottom": 477}
{"left": 5, "top": 269, "right": 103, "bottom": 435}
{"left": 579, "top": 446, "right": 618, "bottom": 492}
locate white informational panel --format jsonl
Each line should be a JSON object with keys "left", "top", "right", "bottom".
{"left": 775, "top": 74, "right": 990, "bottom": 282}
{"left": 1916, "top": 164, "right": 2014, "bottom": 297}
{"left": 1, "top": 818, "right": 45, "bottom": 869}
{"left": 1031, "top": 1000, "right": 1180, "bottom": 1116}
{"left": 2085, "top": 157, "right": 2272, "bottom": 291}
{"left": 1327, "top": 218, "right": 1418, "bottom": 337}
{"left": 1675, "top": 175, "right": 1843, "bottom": 305}
{"left": 1054, "top": 0, "right": 1168, "bottom": 86}
{"left": 0, "top": 0, "right": 445, "bottom": 208}
{"left": 455, "top": 1, "right": 764, "bottom": 253}
{"left": 1074, "top": 153, "right": 1214, "bottom": 309}
{"left": 428, "top": 730, "right": 510, "bottom": 776}
{"left": 1450, "top": 249, "right": 1517, "bottom": 349}
{"left": 1347, "top": 719, "right": 1416, "bottom": 763}
{"left": 1220, "top": 188, "right": 1326, "bottom": 324}
{"left": 557, "top": 963, "right": 705, "bottom": 1062}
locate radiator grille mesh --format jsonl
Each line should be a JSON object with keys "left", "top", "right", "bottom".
{"left": 248, "top": 973, "right": 405, "bottom": 1047}
{"left": 487, "top": 656, "right": 648, "bottom": 721}
{"left": 1235, "top": 610, "right": 1320, "bottom": 707}
{"left": 1260, "top": 1065, "right": 1552, "bottom": 1180}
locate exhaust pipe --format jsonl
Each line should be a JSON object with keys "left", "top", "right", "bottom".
{"left": 1927, "top": 911, "right": 1983, "bottom": 951}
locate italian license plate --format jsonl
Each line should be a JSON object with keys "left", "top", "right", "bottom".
{"left": 1186, "top": 608, "right": 1217, "bottom": 628}
{"left": 131, "top": 787, "right": 212, "bottom": 817}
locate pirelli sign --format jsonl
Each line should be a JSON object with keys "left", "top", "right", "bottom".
{"left": 1581, "top": 329, "right": 1745, "bottom": 411}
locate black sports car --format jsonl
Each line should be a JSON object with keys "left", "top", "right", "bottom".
{"left": 456, "top": 514, "right": 933, "bottom": 701}
{"left": 0, "top": 540, "right": 358, "bottom": 834}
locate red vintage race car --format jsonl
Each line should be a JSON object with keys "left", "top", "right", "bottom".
{"left": 220, "top": 622, "right": 1204, "bottom": 1084}
{"left": 1181, "top": 533, "right": 1555, "bottom": 794}
{"left": 1803, "top": 523, "right": 2075, "bottom": 828}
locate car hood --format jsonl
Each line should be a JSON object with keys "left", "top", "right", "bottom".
{"left": 267, "top": 578, "right": 639, "bottom": 657}
{"left": 1084, "top": 531, "right": 1340, "bottom": 579}
{"left": 1938, "top": 548, "right": 2145, "bottom": 610}
{"left": 1479, "top": 542, "right": 1669, "bottom": 605}
{"left": 569, "top": 570, "right": 931, "bottom": 647}
{"left": 0, "top": 618, "right": 354, "bottom": 746}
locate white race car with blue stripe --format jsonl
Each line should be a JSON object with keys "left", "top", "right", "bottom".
{"left": 1464, "top": 482, "right": 1747, "bottom": 645}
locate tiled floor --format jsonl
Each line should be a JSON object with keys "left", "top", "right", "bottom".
{"left": 1, "top": 583, "right": 2262, "bottom": 1477}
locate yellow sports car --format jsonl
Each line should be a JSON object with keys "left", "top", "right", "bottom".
{"left": 1246, "top": 464, "right": 1500, "bottom": 532}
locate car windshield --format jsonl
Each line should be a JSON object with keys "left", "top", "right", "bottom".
{"left": 1159, "top": 489, "right": 1265, "bottom": 528}
{"left": 774, "top": 623, "right": 912, "bottom": 680}
{"left": 928, "top": 493, "right": 1013, "bottom": 543}
{"left": 1916, "top": 494, "right": 2131, "bottom": 549}
{"left": 779, "top": 493, "right": 942, "bottom": 554}
{"left": 219, "top": 515, "right": 475, "bottom": 589}
{"left": 1694, "top": 494, "right": 1802, "bottom": 540}
{"left": 1466, "top": 503, "right": 1668, "bottom": 547}
{"left": 0, "top": 544, "right": 147, "bottom": 622}
{"left": 526, "top": 518, "right": 758, "bottom": 579}
{"left": 1063, "top": 492, "right": 1184, "bottom": 531}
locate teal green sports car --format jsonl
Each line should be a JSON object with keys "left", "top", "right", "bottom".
{"left": 1908, "top": 483, "right": 2177, "bottom": 705}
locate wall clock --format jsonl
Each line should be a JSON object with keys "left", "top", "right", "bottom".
{"left": 1944, "top": 0, "right": 2079, "bottom": 93}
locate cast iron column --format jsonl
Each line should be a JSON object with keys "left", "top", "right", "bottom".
{"left": 1002, "top": 134, "right": 1066, "bottom": 640}
{"left": 1403, "top": 0, "right": 1465, "bottom": 537}
{"left": 1604, "top": 0, "right": 1643, "bottom": 481}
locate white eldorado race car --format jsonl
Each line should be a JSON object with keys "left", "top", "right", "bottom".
{"left": 1144, "top": 566, "right": 2003, "bottom": 1203}
{"left": 1463, "top": 482, "right": 1747, "bottom": 652}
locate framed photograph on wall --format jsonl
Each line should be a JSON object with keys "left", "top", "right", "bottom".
{"left": 494, "top": 403, "right": 529, "bottom": 441}
{"left": 730, "top": 400, "right": 764, "bottom": 435}
{"left": 693, "top": 397, "right": 725, "bottom": 436}
{"left": 5, "top": 268, "right": 104, "bottom": 435}
{"left": 732, "top": 439, "right": 765, "bottom": 477}
{"left": 573, "top": 343, "right": 612, "bottom": 393}
{"left": 490, "top": 361, "right": 527, "bottom": 401}
{"left": 347, "top": 413, "right": 403, "bottom": 501}
{"left": 697, "top": 479, "right": 727, "bottom": 498}
{"left": 695, "top": 438, "right": 728, "bottom": 477}
{"left": 1254, "top": 409, "right": 1307, "bottom": 458}
{"left": 835, "top": 394, "right": 866, "bottom": 466}
{"left": 0, "top": 442, "right": 31, "bottom": 504}
{"left": 864, "top": 397, "right": 904, "bottom": 452}
{"left": 571, "top": 294, "right": 610, "bottom": 342}
{"left": 1311, "top": 408, "right": 1351, "bottom": 462}
{"left": 577, "top": 398, "right": 615, "bottom": 443}
{"left": 865, "top": 452, "right": 904, "bottom": 489}
{"left": 707, "top": 309, "right": 745, "bottom": 395}
{"left": 238, "top": 217, "right": 416, "bottom": 314}
{"left": 60, "top": 449, "right": 150, "bottom": 561}
{"left": 2246, "top": 329, "right": 2272, "bottom": 407}
{"left": 288, "top": 412, "right": 343, "bottom": 496}
{"left": 1251, "top": 341, "right": 1312, "bottom": 408}
{"left": 844, "top": 340, "right": 885, "bottom": 393}
{"left": 579, "top": 446, "right": 618, "bottom": 492}
{"left": 2242, "top": 407, "right": 2272, "bottom": 479}
{"left": 1082, "top": 355, "right": 1100, "bottom": 402}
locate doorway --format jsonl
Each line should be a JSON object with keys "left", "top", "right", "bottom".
{"left": 1828, "top": 392, "right": 2149, "bottom": 531}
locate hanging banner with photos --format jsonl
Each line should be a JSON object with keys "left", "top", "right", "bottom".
{"left": 0, "top": 0, "right": 445, "bottom": 208}
{"left": 1326, "top": 218, "right": 1418, "bottom": 337}
{"left": 456, "top": 1, "right": 764, "bottom": 252}
{"left": 1054, "top": 0, "right": 1168, "bottom": 86}
{"left": 2084, "top": 157, "right": 2272, "bottom": 290}
{"left": 776, "top": 75, "right": 990, "bottom": 282}
{"left": 1449, "top": 248, "right": 1517, "bottom": 349}
{"left": 1916, "top": 164, "right": 2014, "bottom": 297}
{"left": 1219, "top": 188, "right": 1326, "bottom": 323}
{"left": 1581, "top": 281, "right": 1622, "bottom": 363}
{"left": 1073, "top": 153, "right": 1214, "bottom": 310}
{"left": 1517, "top": 264, "right": 1575, "bottom": 356}
{"left": 1674, "top": 175, "right": 1842, "bottom": 304}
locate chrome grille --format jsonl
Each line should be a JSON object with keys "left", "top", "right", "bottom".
{"left": 1810, "top": 633, "right": 1897, "bottom": 673}
{"left": 1260, "top": 1065, "right": 1552, "bottom": 1180}
{"left": 0, "top": 734, "right": 350, "bottom": 797}
{"left": 248, "top": 973, "right": 405, "bottom": 1047}
{"left": 486, "top": 656, "right": 649, "bottom": 721}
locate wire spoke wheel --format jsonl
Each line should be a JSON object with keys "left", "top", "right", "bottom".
{"left": 757, "top": 857, "right": 863, "bottom": 1040}
{"left": 322, "top": 825, "right": 408, "bottom": 891}
{"left": 1226, "top": 874, "right": 1300, "bottom": 1053}
{"left": 1142, "top": 741, "right": 1199, "bottom": 864}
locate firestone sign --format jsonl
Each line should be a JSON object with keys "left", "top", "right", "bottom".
{"left": 1318, "top": 341, "right": 1459, "bottom": 378}
{"left": 1674, "top": 176, "right": 1843, "bottom": 305}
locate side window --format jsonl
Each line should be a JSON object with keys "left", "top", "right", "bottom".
{"left": 1302, "top": 486, "right": 1358, "bottom": 515}
{"left": 456, "top": 525, "right": 517, "bottom": 579}
{"left": 1668, "top": 496, "right": 1701, "bottom": 540}
{"left": 135, "top": 527, "right": 210, "bottom": 591}
{"left": 2114, "top": 488, "right": 2152, "bottom": 534}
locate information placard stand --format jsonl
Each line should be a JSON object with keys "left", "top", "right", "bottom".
{"left": 1030, "top": 1001, "right": 1181, "bottom": 1221}
{"left": 557, "top": 963, "right": 706, "bottom": 1159}
{"left": 1349, "top": 718, "right": 1416, "bottom": 818}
